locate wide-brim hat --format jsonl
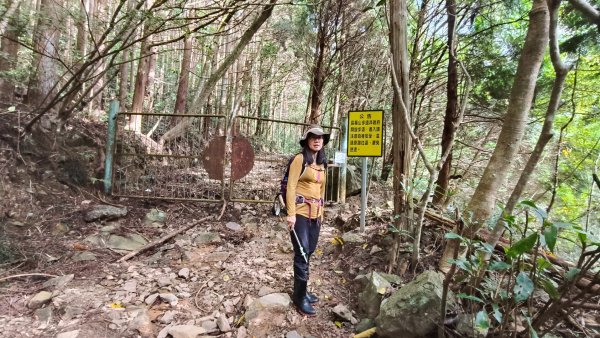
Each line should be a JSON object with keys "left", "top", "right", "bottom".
{"left": 299, "top": 125, "right": 330, "bottom": 147}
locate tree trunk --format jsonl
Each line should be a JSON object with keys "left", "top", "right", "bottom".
{"left": 27, "top": 0, "right": 61, "bottom": 107}
{"left": 160, "top": 0, "right": 276, "bottom": 144}
{"left": 433, "top": 0, "right": 458, "bottom": 207}
{"left": 0, "top": 0, "right": 21, "bottom": 36}
{"left": 128, "top": 33, "right": 152, "bottom": 132}
{"left": 389, "top": 0, "right": 413, "bottom": 274}
{"left": 172, "top": 35, "right": 193, "bottom": 123}
{"left": 0, "top": 0, "right": 20, "bottom": 102}
{"left": 485, "top": 0, "right": 571, "bottom": 254}
{"left": 440, "top": 0, "right": 550, "bottom": 272}
{"left": 308, "top": 22, "right": 326, "bottom": 124}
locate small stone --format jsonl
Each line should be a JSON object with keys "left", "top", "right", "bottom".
{"left": 52, "top": 223, "right": 69, "bottom": 235}
{"left": 168, "top": 325, "right": 207, "bottom": 338}
{"left": 28, "top": 291, "right": 53, "bottom": 309}
{"left": 178, "top": 268, "right": 190, "bottom": 279}
{"left": 332, "top": 304, "right": 358, "bottom": 324}
{"left": 122, "top": 280, "right": 137, "bottom": 293}
{"left": 72, "top": 251, "right": 97, "bottom": 261}
{"left": 236, "top": 326, "right": 247, "bottom": 338}
{"left": 217, "top": 314, "right": 232, "bottom": 332}
{"left": 56, "top": 330, "right": 79, "bottom": 338}
{"left": 286, "top": 331, "right": 303, "bottom": 338}
{"left": 84, "top": 205, "right": 127, "bottom": 222}
{"left": 160, "top": 310, "right": 177, "bottom": 324}
{"left": 145, "top": 293, "right": 159, "bottom": 305}
{"left": 201, "top": 320, "right": 218, "bottom": 333}
{"left": 159, "top": 293, "right": 178, "bottom": 306}
{"left": 34, "top": 306, "right": 53, "bottom": 323}
{"left": 225, "top": 222, "right": 242, "bottom": 231}
{"left": 42, "top": 274, "right": 74, "bottom": 290}
{"left": 257, "top": 286, "right": 276, "bottom": 297}
{"left": 157, "top": 277, "right": 172, "bottom": 287}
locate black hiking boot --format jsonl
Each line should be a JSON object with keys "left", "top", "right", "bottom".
{"left": 306, "top": 292, "right": 319, "bottom": 304}
{"left": 293, "top": 279, "right": 317, "bottom": 315}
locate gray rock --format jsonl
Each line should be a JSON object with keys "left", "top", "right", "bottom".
{"left": 51, "top": 222, "right": 69, "bottom": 235}
{"left": 216, "top": 314, "right": 231, "bottom": 332}
{"left": 342, "top": 231, "right": 364, "bottom": 244}
{"left": 236, "top": 326, "right": 248, "bottom": 338}
{"left": 42, "top": 274, "right": 74, "bottom": 290}
{"left": 144, "top": 208, "right": 166, "bottom": 227}
{"left": 358, "top": 271, "right": 392, "bottom": 318}
{"left": 145, "top": 293, "right": 159, "bottom": 305}
{"left": 34, "top": 306, "right": 53, "bottom": 323}
{"left": 286, "top": 331, "right": 303, "bottom": 338}
{"left": 62, "top": 306, "right": 84, "bottom": 321}
{"left": 332, "top": 304, "right": 358, "bottom": 324}
{"left": 168, "top": 325, "right": 207, "bottom": 338}
{"left": 56, "top": 330, "right": 80, "bottom": 338}
{"left": 257, "top": 285, "right": 276, "bottom": 297}
{"left": 107, "top": 234, "right": 147, "bottom": 251}
{"left": 200, "top": 320, "right": 218, "bottom": 333}
{"left": 245, "top": 293, "right": 291, "bottom": 321}
{"left": 100, "top": 222, "right": 121, "bottom": 233}
{"left": 157, "top": 277, "right": 173, "bottom": 287}
{"left": 129, "top": 309, "right": 154, "bottom": 337}
{"left": 160, "top": 310, "right": 177, "bottom": 324}
{"left": 355, "top": 318, "right": 376, "bottom": 333}
{"left": 178, "top": 268, "right": 190, "bottom": 279}
{"left": 122, "top": 280, "right": 137, "bottom": 293}
{"left": 225, "top": 222, "right": 242, "bottom": 231}
{"left": 159, "top": 293, "right": 178, "bottom": 306}
{"left": 84, "top": 205, "right": 127, "bottom": 222}
{"left": 375, "top": 271, "right": 452, "bottom": 338}
{"left": 28, "top": 291, "right": 53, "bottom": 309}
{"left": 194, "top": 232, "right": 221, "bottom": 245}
{"left": 72, "top": 251, "right": 97, "bottom": 261}
{"left": 205, "top": 251, "right": 230, "bottom": 262}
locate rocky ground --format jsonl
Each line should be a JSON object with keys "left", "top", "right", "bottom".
{"left": 0, "top": 109, "right": 415, "bottom": 337}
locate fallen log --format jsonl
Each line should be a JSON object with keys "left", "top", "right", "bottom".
{"left": 117, "top": 216, "right": 212, "bottom": 262}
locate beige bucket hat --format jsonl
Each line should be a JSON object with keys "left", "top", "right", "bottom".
{"left": 299, "top": 124, "right": 330, "bottom": 147}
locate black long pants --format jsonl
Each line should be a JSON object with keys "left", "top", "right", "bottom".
{"left": 290, "top": 215, "right": 320, "bottom": 301}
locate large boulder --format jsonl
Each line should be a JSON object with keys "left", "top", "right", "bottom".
{"left": 358, "top": 271, "right": 392, "bottom": 318}
{"left": 375, "top": 271, "right": 451, "bottom": 338}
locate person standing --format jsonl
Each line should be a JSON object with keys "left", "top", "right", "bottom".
{"left": 286, "top": 125, "right": 329, "bottom": 316}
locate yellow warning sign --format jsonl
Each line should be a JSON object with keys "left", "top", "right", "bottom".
{"left": 347, "top": 110, "right": 384, "bottom": 157}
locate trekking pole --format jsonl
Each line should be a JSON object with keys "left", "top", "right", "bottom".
{"left": 292, "top": 229, "right": 309, "bottom": 264}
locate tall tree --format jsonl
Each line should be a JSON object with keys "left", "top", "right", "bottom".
{"left": 433, "top": 0, "right": 459, "bottom": 207}
{"left": 27, "top": 0, "right": 61, "bottom": 107}
{"left": 0, "top": 0, "right": 21, "bottom": 102}
{"left": 389, "top": 0, "right": 413, "bottom": 274}
{"left": 440, "top": 0, "right": 550, "bottom": 272}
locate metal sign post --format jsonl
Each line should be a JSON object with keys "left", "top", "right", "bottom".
{"left": 347, "top": 110, "right": 384, "bottom": 233}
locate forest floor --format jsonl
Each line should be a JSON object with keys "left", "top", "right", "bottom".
{"left": 0, "top": 108, "right": 444, "bottom": 338}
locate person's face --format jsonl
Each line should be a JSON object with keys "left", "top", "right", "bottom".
{"left": 307, "top": 134, "right": 324, "bottom": 152}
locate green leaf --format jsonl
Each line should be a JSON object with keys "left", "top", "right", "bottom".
{"left": 489, "top": 261, "right": 511, "bottom": 271}
{"left": 507, "top": 233, "right": 538, "bottom": 259}
{"left": 543, "top": 224, "right": 558, "bottom": 252}
{"left": 444, "top": 232, "right": 464, "bottom": 240}
{"left": 474, "top": 310, "right": 490, "bottom": 335}
{"left": 520, "top": 200, "right": 547, "bottom": 221}
{"left": 492, "top": 304, "right": 503, "bottom": 324}
{"left": 539, "top": 277, "right": 560, "bottom": 300}
{"left": 535, "top": 257, "right": 552, "bottom": 271}
{"left": 514, "top": 272, "right": 534, "bottom": 302}
{"left": 449, "top": 258, "right": 472, "bottom": 273}
{"left": 552, "top": 222, "right": 573, "bottom": 229}
{"left": 457, "top": 293, "right": 484, "bottom": 303}
{"left": 565, "top": 268, "right": 581, "bottom": 281}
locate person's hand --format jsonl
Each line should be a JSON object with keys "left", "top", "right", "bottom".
{"left": 287, "top": 215, "right": 296, "bottom": 230}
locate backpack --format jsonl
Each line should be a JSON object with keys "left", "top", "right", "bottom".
{"left": 272, "top": 153, "right": 307, "bottom": 216}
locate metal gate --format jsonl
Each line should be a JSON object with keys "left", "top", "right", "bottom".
{"left": 109, "top": 108, "right": 339, "bottom": 204}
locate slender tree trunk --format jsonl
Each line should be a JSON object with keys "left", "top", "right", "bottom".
{"left": 485, "top": 0, "right": 571, "bottom": 253}
{"left": 440, "top": 0, "right": 550, "bottom": 272}
{"left": 172, "top": 35, "right": 193, "bottom": 124}
{"left": 128, "top": 32, "right": 152, "bottom": 132}
{"left": 144, "top": 45, "right": 158, "bottom": 112}
{"left": 0, "top": 0, "right": 21, "bottom": 36}
{"left": 0, "top": 0, "right": 20, "bottom": 102}
{"left": 389, "top": 0, "right": 413, "bottom": 274}
{"left": 433, "top": 0, "right": 458, "bottom": 206}
{"left": 27, "top": 0, "right": 60, "bottom": 107}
